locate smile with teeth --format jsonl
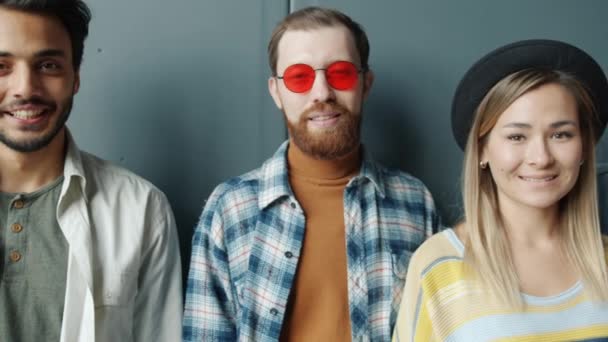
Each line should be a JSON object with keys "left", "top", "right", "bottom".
{"left": 8, "top": 109, "right": 47, "bottom": 119}
{"left": 519, "top": 175, "right": 557, "bottom": 182}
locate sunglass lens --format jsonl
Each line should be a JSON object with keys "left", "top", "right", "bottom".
{"left": 326, "top": 61, "right": 358, "bottom": 90}
{"left": 283, "top": 64, "right": 315, "bottom": 93}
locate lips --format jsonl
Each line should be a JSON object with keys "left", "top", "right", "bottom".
{"left": 309, "top": 113, "right": 340, "bottom": 121}
{"left": 1, "top": 102, "right": 53, "bottom": 122}
{"left": 7, "top": 108, "right": 47, "bottom": 120}
{"left": 519, "top": 175, "right": 558, "bottom": 182}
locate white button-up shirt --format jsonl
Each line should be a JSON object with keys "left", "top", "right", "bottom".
{"left": 58, "top": 133, "right": 182, "bottom": 341}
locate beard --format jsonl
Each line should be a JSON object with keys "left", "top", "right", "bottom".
{"left": 0, "top": 95, "right": 73, "bottom": 153}
{"left": 285, "top": 101, "right": 361, "bottom": 160}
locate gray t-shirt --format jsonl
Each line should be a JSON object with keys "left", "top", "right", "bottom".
{"left": 0, "top": 176, "right": 67, "bottom": 342}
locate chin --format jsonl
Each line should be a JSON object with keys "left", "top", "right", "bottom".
{"left": 519, "top": 195, "right": 566, "bottom": 210}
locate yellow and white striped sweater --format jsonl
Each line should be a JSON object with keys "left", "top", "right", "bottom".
{"left": 392, "top": 229, "right": 608, "bottom": 342}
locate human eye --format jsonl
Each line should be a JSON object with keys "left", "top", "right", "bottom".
{"left": 507, "top": 134, "right": 525, "bottom": 142}
{"left": 551, "top": 131, "right": 574, "bottom": 140}
{"left": 0, "top": 61, "right": 11, "bottom": 76}
{"left": 38, "top": 60, "right": 64, "bottom": 74}
{"left": 328, "top": 67, "right": 350, "bottom": 77}
{"left": 283, "top": 64, "right": 314, "bottom": 83}
{"left": 288, "top": 71, "right": 310, "bottom": 80}
{"left": 327, "top": 62, "right": 356, "bottom": 78}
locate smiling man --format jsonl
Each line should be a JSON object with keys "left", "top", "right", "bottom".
{"left": 0, "top": 1, "right": 182, "bottom": 341}
{"left": 184, "top": 7, "right": 439, "bottom": 341}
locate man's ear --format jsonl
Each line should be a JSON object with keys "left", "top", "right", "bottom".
{"left": 268, "top": 76, "right": 283, "bottom": 110}
{"left": 362, "top": 70, "right": 374, "bottom": 100}
{"left": 73, "top": 72, "right": 80, "bottom": 94}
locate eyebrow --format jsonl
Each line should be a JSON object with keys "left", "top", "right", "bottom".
{"left": 35, "top": 49, "right": 67, "bottom": 58}
{"left": 502, "top": 120, "right": 578, "bottom": 129}
{"left": 0, "top": 49, "right": 67, "bottom": 58}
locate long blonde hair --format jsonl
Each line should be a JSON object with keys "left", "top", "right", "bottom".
{"left": 462, "top": 68, "right": 608, "bottom": 307}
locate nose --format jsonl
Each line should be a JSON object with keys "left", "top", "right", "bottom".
{"left": 8, "top": 64, "right": 42, "bottom": 99}
{"left": 526, "top": 137, "right": 554, "bottom": 167}
{"left": 310, "top": 70, "right": 336, "bottom": 103}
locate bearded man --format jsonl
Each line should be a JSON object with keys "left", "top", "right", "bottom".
{"left": 183, "top": 6, "right": 440, "bottom": 342}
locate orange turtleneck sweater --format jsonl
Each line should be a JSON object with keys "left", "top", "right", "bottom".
{"left": 279, "top": 141, "right": 361, "bottom": 342}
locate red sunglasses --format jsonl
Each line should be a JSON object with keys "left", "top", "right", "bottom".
{"left": 276, "top": 61, "right": 363, "bottom": 93}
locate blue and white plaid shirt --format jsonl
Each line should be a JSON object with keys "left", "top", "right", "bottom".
{"left": 183, "top": 141, "right": 440, "bottom": 341}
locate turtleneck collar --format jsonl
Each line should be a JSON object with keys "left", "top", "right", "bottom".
{"left": 287, "top": 140, "right": 361, "bottom": 180}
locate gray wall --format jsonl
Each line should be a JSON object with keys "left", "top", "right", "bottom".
{"left": 72, "top": 1, "right": 608, "bottom": 277}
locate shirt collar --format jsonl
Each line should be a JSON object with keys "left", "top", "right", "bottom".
{"left": 61, "top": 130, "right": 88, "bottom": 203}
{"left": 258, "top": 141, "right": 292, "bottom": 209}
{"left": 258, "top": 140, "right": 386, "bottom": 210}
{"left": 356, "top": 147, "right": 386, "bottom": 198}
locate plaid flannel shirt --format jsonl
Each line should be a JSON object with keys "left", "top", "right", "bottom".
{"left": 183, "top": 141, "right": 440, "bottom": 341}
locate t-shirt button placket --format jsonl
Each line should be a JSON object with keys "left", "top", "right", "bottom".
{"left": 13, "top": 200, "right": 25, "bottom": 209}
{"left": 11, "top": 223, "right": 23, "bottom": 233}
{"left": 9, "top": 250, "right": 21, "bottom": 262}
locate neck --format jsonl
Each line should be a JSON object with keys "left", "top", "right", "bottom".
{"left": 499, "top": 198, "right": 561, "bottom": 247}
{"left": 287, "top": 139, "right": 361, "bottom": 180}
{"left": 0, "top": 128, "right": 66, "bottom": 193}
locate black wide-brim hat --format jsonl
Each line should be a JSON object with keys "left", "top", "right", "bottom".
{"left": 451, "top": 39, "right": 608, "bottom": 150}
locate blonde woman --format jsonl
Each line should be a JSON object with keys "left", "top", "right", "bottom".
{"left": 393, "top": 40, "right": 608, "bottom": 341}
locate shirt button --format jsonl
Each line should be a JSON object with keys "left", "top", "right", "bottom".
{"left": 9, "top": 250, "right": 21, "bottom": 262}
{"left": 13, "top": 200, "right": 25, "bottom": 209}
{"left": 290, "top": 202, "right": 297, "bottom": 209}
{"left": 284, "top": 251, "right": 293, "bottom": 259}
{"left": 270, "top": 308, "right": 278, "bottom": 316}
{"left": 11, "top": 223, "right": 23, "bottom": 233}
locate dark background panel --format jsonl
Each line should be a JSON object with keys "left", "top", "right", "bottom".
{"left": 73, "top": 1, "right": 289, "bottom": 275}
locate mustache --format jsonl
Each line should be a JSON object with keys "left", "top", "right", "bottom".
{"left": 301, "top": 101, "right": 351, "bottom": 118}
{"left": 0, "top": 97, "right": 56, "bottom": 111}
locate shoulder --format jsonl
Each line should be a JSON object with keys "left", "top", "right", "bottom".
{"left": 195, "top": 164, "right": 268, "bottom": 236}
{"left": 204, "top": 166, "right": 264, "bottom": 211}
{"left": 80, "top": 151, "right": 167, "bottom": 202}
{"left": 379, "top": 167, "right": 435, "bottom": 206}
{"left": 408, "top": 229, "right": 463, "bottom": 277}
{"left": 376, "top": 163, "right": 429, "bottom": 190}
{"left": 202, "top": 145, "right": 288, "bottom": 213}
{"left": 370, "top": 162, "right": 435, "bottom": 201}
{"left": 76, "top": 153, "right": 177, "bottom": 244}
{"left": 80, "top": 152, "right": 147, "bottom": 183}
{"left": 371, "top": 164, "right": 439, "bottom": 232}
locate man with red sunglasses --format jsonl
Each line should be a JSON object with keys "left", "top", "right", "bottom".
{"left": 184, "top": 6, "right": 440, "bottom": 342}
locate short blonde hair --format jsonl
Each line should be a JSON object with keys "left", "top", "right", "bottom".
{"left": 267, "top": 6, "right": 369, "bottom": 76}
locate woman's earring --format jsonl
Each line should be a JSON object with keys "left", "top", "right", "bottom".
{"left": 479, "top": 161, "right": 488, "bottom": 169}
